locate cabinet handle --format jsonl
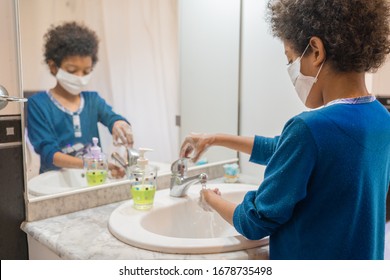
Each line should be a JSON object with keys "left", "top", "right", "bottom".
{"left": 0, "top": 142, "right": 22, "bottom": 149}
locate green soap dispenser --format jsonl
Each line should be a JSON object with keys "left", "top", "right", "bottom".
{"left": 130, "top": 148, "right": 158, "bottom": 210}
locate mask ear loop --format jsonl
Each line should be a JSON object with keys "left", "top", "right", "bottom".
{"left": 313, "top": 60, "right": 325, "bottom": 83}
{"left": 300, "top": 43, "right": 311, "bottom": 58}
{"left": 301, "top": 43, "right": 326, "bottom": 83}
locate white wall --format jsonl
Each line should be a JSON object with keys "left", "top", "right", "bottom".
{"left": 372, "top": 58, "right": 390, "bottom": 97}
{"left": 239, "top": 0, "right": 306, "bottom": 178}
{"left": 371, "top": 0, "right": 390, "bottom": 97}
{"left": 0, "top": 0, "right": 21, "bottom": 115}
{"left": 179, "top": 0, "right": 240, "bottom": 163}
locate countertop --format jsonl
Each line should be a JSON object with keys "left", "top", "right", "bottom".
{"left": 21, "top": 175, "right": 270, "bottom": 260}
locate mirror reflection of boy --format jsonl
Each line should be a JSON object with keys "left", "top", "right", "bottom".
{"left": 27, "top": 22, "right": 132, "bottom": 177}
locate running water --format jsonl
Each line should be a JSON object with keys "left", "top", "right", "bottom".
{"left": 198, "top": 183, "right": 213, "bottom": 212}
{"left": 195, "top": 183, "right": 218, "bottom": 238}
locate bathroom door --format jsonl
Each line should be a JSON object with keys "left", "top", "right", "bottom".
{"left": 0, "top": 0, "right": 28, "bottom": 259}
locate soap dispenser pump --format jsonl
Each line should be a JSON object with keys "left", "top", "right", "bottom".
{"left": 90, "top": 137, "right": 102, "bottom": 158}
{"left": 136, "top": 148, "right": 152, "bottom": 170}
{"left": 130, "top": 148, "right": 158, "bottom": 210}
{"left": 83, "top": 137, "right": 108, "bottom": 186}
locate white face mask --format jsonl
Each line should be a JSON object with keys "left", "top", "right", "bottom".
{"left": 56, "top": 68, "right": 92, "bottom": 95}
{"left": 287, "top": 44, "right": 324, "bottom": 106}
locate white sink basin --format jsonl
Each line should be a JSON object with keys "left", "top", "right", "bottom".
{"left": 28, "top": 168, "right": 94, "bottom": 196}
{"left": 108, "top": 183, "right": 268, "bottom": 254}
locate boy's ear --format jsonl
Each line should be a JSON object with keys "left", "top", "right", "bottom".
{"left": 309, "top": 36, "right": 326, "bottom": 67}
{"left": 47, "top": 60, "right": 58, "bottom": 75}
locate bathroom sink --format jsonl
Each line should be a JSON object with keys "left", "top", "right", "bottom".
{"left": 108, "top": 183, "right": 268, "bottom": 254}
{"left": 28, "top": 168, "right": 94, "bottom": 196}
{"left": 27, "top": 168, "right": 127, "bottom": 196}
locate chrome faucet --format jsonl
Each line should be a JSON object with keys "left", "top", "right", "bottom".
{"left": 169, "top": 158, "right": 208, "bottom": 197}
{"left": 111, "top": 148, "right": 139, "bottom": 175}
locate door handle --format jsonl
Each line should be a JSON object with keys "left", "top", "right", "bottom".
{"left": 0, "top": 85, "right": 27, "bottom": 110}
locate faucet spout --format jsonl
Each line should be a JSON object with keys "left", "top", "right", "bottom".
{"left": 111, "top": 152, "right": 128, "bottom": 169}
{"left": 170, "top": 172, "right": 208, "bottom": 197}
{"left": 111, "top": 148, "right": 139, "bottom": 176}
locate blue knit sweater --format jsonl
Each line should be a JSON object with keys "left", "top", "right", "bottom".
{"left": 233, "top": 100, "right": 390, "bottom": 259}
{"left": 27, "top": 91, "right": 127, "bottom": 173}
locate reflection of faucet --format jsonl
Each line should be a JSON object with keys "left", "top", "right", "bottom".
{"left": 111, "top": 148, "right": 139, "bottom": 175}
{"left": 170, "top": 158, "right": 208, "bottom": 197}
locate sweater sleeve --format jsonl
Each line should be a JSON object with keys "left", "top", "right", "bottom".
{"left": 249, "top": 136, "right": 280, "bottom": 165}
{"left": 94, "top": 93, "right": 129, "bottom": 133}
{"left": 233, "top": 117, "right": 318, "bottom": 240}
{"left": 27, "top": 96, "right": 61, "bottom": 171}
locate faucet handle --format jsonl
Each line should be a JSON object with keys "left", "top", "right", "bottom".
{"left": 171, "top": 158, "right": 187, "bottom": 176}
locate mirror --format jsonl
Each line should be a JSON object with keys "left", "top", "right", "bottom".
{"left": 20, "top": 0, "right": 240, "bottom": 199}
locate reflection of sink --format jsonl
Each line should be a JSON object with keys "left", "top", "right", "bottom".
{"left": 27, "top": 168, "right": 109, "bottom": 196}
{"left": 27, "top": 162, "right": 172, "bottom": 196}
{"left": 108, "top": 183, "right": 268, "bottom": 254}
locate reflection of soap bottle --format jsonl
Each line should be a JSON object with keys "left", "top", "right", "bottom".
{"left": 130, "top": 148, "right": 157, "bottom": 210}
{"left": 223, "top": 163, "right": 239, "bottom": 183}
{"left": 83, "top": 137, "right": 108, "bottom": 186}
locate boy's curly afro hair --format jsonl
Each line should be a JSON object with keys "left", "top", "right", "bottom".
{"left": 43, "top": 21, "right": 99, "bottom": 67}
{"left": 267, "top": 0, "right": 390, "bottom": 73}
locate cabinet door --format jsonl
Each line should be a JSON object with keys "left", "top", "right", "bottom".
{"left": 0, "top": 116, "right": 27, "bottom": 260}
